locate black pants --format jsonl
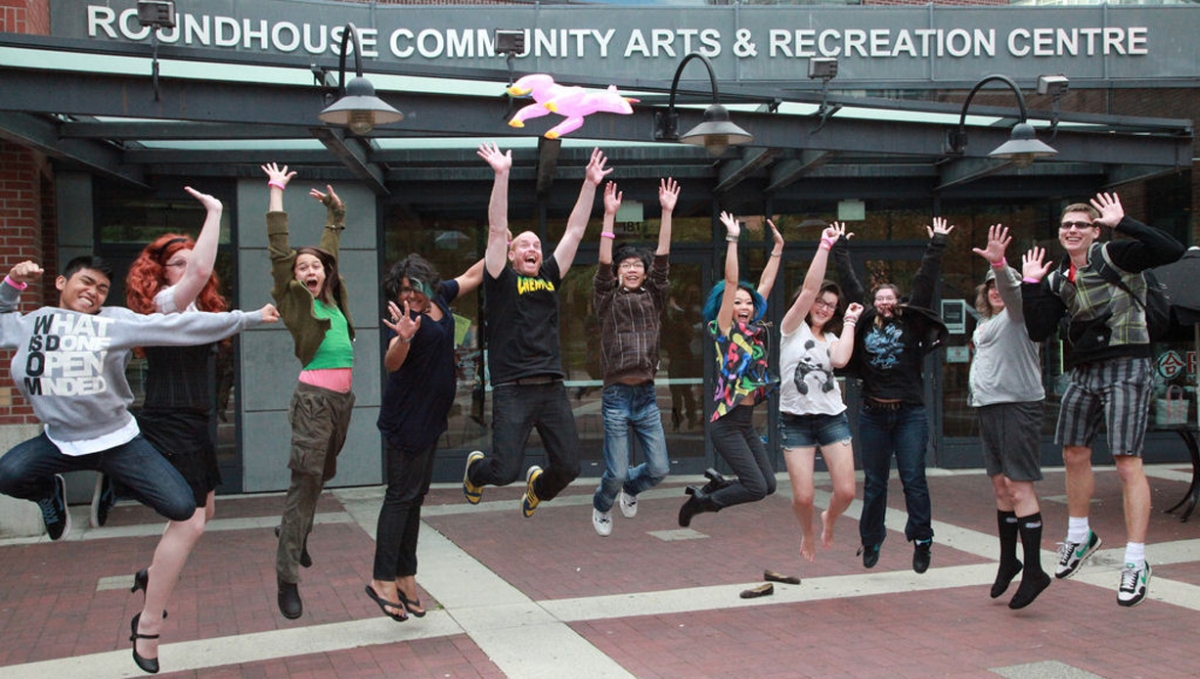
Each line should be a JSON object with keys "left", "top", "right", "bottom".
{"left": 709, "top": 404, "right": 776, "bottom": 509}
{"left": 373, "top": 438, "right": 437, "bottom": 581}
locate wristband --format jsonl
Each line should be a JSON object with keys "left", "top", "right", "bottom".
{"left": 600, "top": 232, "right": 616, "bottom": 239}
{"left": 770, "top": 252, "right": 782, "bottom": 258}
{"left": 1022, "top": 277, "right": 1040, "bottom": 284}
{"left": 844, "top": 319, "right": 857, "bottom": 326}
{"left": 399, "top": 335, "right": 414, "bottom": 344}
{"left": 726, "top": 234, "right": 738, "bottom": 243}
{"left": 3, "top": 275, "right": 28, "bottom": 290}
{"left": 991, "top": 259, "right": 1006, "bottom": 268}
{"left": 819, "top": 238, "right": 834, "bottom": 251}
{"left": 268, "top": 180, "right": 287, "bottom": 191}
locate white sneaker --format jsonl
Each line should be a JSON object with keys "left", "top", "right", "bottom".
{"left": 1117, "top": 561, "right": 1151, "bottom": 607}
{"left": 592, "top": 508, "right": 613, "bottom": 537}
{"left": 618, "top": 491, "right": 638, "bottom": 518}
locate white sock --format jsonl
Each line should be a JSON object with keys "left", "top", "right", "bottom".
{"left": 1067, "top": 516, "right": 1090, "bottom": 544}
{"left": 1124, "top": 543, "right": 1146, "bottom": 569}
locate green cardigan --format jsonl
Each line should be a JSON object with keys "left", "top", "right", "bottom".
{"left": 267, "top": 203, "right": 355, "bottom": 367}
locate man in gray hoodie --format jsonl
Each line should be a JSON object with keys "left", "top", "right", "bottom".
{"left": 0, "top": 256, "right": 277, "bottom": 541}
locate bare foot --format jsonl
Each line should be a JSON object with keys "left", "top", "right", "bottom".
{"left": 395, "top": 576, "right": 426, "bottom": 616}
{"left": 820, "top": 509, "right": 835, "bottom": 549}
{"left": 799, "top": 534, "right": 816, "bottom": 562}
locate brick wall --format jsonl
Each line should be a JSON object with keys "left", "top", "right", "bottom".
{"left": 0, "top": 142, "right": 49, "bottom": 426}
{"left": 0, "top": 0, "right": 50, "bottom": 34}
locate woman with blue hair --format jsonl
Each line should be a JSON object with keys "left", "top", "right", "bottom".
{"left": 679, "top": 211, "right": 783, "bottom": 527}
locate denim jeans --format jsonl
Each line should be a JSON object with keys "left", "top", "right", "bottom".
{"left": 593, "top": 382, "right": 670, "bottom": 512}
{"left": 373, "top": 438, "right": 437, "bottom": 581}
{"left": 470, "top": 381, "right": 581, "bottom": 502}
{"left": 857, "top": 404, "right": 933, "bottom": 546}
{"left": 0, "top": 432, "right": 195, "bottom": 521}
{"left": 709, "top": 404, "right": 776, "bottom": 509}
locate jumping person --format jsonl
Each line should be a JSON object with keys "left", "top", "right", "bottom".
{"left": 369, "top": 254, "right": 483, "bottom": 620}
{"left": 123, "top": 187, "right": 238, "bottom": 672}
{"left": 262, "top": 163, "right": 356, "bottom": 620}
{"left": 678, "top": 212, "right": 783, "bottom": 527}
{"left": 834, "top": 217, "right": 951, "bottom": 573}
{"left": 778, "top": 222, "right": 863, "bottom": 562}
{"left": 969, "top": 224, "right": 1051, "bottom": 610}
{"left": 0, "top": 256, "right": 275, "bottom": 674}
{"left": 462, "top": 142, "right": 610, "bottom": 517}
{"left": 590, "top": 178, "right": 679, "bottom": 537}
{"left": 1022, "top": 192, "right": 1184, "bottom": 607}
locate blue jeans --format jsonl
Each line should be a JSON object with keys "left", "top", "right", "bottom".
{"left": 593, "top": 382, "right": 670, "bottom": 512}
{"left": 0, "top": 432, "right": 195, "bottom": 521}
{"left": 857, "top": 404, "right": 932, "bottom": 546}
{"left": 470, "top": 381, "right": 581, "bottom": 501}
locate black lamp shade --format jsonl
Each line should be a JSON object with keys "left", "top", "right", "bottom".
{"left": 679, "top": 104, "right": 753, "bottom": 156}
{"left": 988, "top": 121, "right": 1057, "bottom": 167}
{"left": 318, "top": 76, "right": 404, "bottom": 135}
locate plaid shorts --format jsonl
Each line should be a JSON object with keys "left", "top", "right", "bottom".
{"left": 1055, "top": 356, "right": 1151, "bottom": 457}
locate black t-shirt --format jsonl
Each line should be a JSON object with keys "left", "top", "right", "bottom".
{"left": 484, "top": 257, "right": 563, "bottom": 384}
{"left": 858, "top": 315, "right": 926, "bottom": 405}
{"left": 376, "top": 280, "right": 460, "bottom": 449}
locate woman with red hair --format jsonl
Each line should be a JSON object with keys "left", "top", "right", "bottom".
{"left": 124, "top": 186, "right": 227, "bottom": 674}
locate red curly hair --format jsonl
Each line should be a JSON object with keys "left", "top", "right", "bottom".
{"left": 126, "top": 233, "right": 228, "bottom": 314}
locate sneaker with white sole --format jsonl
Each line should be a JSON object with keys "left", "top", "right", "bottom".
{"left": 89, "top": 473, "right": 117, "bottom": 528}
{"left": 37, "top": 474, "right": 71, "bottom": 541}
{"left": 1117, "top": 561, "right": 1151, "bottom": 607}
{"left": 521, "top": 466, "right": 543, "bottom": 518}
{"left": 1055, "top": 530, "right": 1102, "bottom": 579}
{"left": 462, "top": 451, "right": 484, "bottom": 504}
{"left": 592, "top": 508, "right": 612, "bottom": 536}
{"left": 618, "top": 491, "right": 638, "bottom": 518}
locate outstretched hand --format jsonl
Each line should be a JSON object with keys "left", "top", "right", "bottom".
{"left": 767, "top": 219, "right": 783, "bottom": 250}
{"left": 184, "top": 186, "right": 222, "bottom": 213}
{"left": 1022, "top": 246, "right": 1052, "bottom": 282}
{"left": 603, "top": 181, "right": 622, "bottom": 215}
{"left": 971, "top": 224, "right": 1011, "bottom": 264}
{"left": 926, "top": 216, "right": 955, "bottom": 239}
{"left": 720, "top": 211, "right": 740, "bottom": 240}
{"left": 1090, "top": 192, "right": 1125, "bottom": 227}
{"left": 659, "top": 177, "right": 679, "bottom": 212}
{"left": 6, "top": 260, "right": 42, "bottom": 285}
{"left": 823, "top": 222, "right": 854, "bottom": 243}
{"left": 310, "top": 185, "right": 342, "bottom": 210}
{"left": 585, "top": 147, "right": 613, "bottom": 186}
{"left": 261, "top": 162, "right": 296, "bottom": 188}
{"left": 476, "top": 141, "right": 512, "bottom": 174}
{"left": 383, "top": 300, "right": 422, "bottom": 341}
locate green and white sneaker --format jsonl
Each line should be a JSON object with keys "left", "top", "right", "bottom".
{"left": 1054, "top": 530, "right": 1102, "bottom": 579}
{"left": 1117, "top": 561, "right": 1151, "bottom": 607}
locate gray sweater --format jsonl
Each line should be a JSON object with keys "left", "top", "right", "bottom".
{"left": 968, "top": 266, "right": 1045, "bottom": 407}
{"left": 0, "top": 281, "right": 266, "bottom": 450}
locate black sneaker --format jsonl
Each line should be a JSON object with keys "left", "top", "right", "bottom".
{"left": 858, "top": 543, "right": 881, "bottom": 569}
{"left": 37, "top": 474, "right": 71, "bottom": 541}
{"left": 913, "top": 539, "right": 932, "bottom": 574}
{"left": 89, "top": 473, "right": 117, "bottom": 528}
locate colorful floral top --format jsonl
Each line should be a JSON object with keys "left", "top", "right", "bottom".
{"left": 708, "top": 319, "right": 773, "bottom": 421}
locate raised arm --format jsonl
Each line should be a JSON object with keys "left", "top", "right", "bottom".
{"left": 382, "top": 299, "right": 422, "bottom": 373}
{"left": 170, "top": 186, "right": 222, "bottom": 311}
{"left": 716, "top": 211, "right": 741, "bottom": 336}
{"left": 656, "top": 177, "right": 679, "bottom": 257}
{"left": 829, "top": 302, "right": 864, "bottom": 369}
{"left": 262, "top": 163, "right": 298, "bottom": 297}
{"left": 477, "top": 142, "right": 512, "bottom": 279}
{"left": 1019, "top": 246, "right": 1064, "bottom": 342}
{"left": 262, "top": 162, "right": 295, "bottom": 214}
{"left": 310, "top": 185, "right": 346, "bottom": 260}
{"left": 555, "top": 147, "right": 612, "bottom": 278}
{"left": 909, "top": 216, "right": 953, "bottom": 308}
{"left": 757, "top": 219, "right": 784, "bottom": 299}
{"left": 454, "top": 258, "right": 487, "bottom": 299}
{"left": 782, "top": 223, "right": 848, "bottom": 335}
{"left": 971, "top": 224, "right": 1024, "bottom": 318}
{"left": 1093, "top": 193, "right": 1186, "bottom": 272}
{"left": 598, "top": 181, "right": 621, "bottom": 267}
{"left": 1, "top": 260, "right": 42, "bottom": 317}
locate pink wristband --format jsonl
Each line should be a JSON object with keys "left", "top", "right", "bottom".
{"left": 991, "top": 259, "right": 1006, "bottom": 268}
{"left": 819, "top": 238, "right": 834, "bottom": 251}
{"left": 268, "top": 180, "right": 286, "bottom": 191}
{"left": 4, "top": 275, "right": 27, "bottom": 290}
{"left": 600, "top": 232, "right": 616, "bottom": 239}
{"left": 1022, "top": 277, "right": 1040, "bottom": 284}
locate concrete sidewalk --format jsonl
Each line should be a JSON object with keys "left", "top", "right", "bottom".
{"left": 1, "top": 464, "right": 1198, "bottom": 678}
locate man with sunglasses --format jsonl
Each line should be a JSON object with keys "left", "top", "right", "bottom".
{"left": 1021, "top": 192, "right": 1184, "bottom": 607}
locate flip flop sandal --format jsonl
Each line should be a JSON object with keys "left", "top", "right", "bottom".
{"left": 739, "top": 583, "right": 774, "bottom": 599}
{"left": 364, "top": 585, "right": 408, "bottom": 622}
{"left": 397, "top": 590, "right": 427, "bottom": 618}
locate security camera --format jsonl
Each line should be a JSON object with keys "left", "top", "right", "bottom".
{"left": 1037, "top": 74, "right": 1069, "bottom": 97}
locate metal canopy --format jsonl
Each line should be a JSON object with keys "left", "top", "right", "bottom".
{"left": 0, "top": 34, "right": 1191, "bottom": 208}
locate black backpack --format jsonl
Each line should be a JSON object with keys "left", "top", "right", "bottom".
{"left": 1050, "top": 243, "right": 1172, "bottom": 341}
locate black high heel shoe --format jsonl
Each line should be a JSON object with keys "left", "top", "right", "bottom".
{"left": 131, "top": 569, "right": 168, "bottom": 619}
{"left": 129, "top": 613, "right": 160, "bottom": 674}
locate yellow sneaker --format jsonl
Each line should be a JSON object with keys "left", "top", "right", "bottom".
{"left": 521, "top": 466, "right": 543, "bottom": 518}
{"left": 462, "top": 450, "right": 484, "bottom": 505}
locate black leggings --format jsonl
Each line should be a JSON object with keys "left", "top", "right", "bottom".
{"left": 708, "top": 404, "right": 776, "bottom": 509}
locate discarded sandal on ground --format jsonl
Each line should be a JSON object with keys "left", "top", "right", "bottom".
{"left": 763, "top": 570, "right": 801, "bottom": 585}
{"left": 364, "top": 585, "right": 408, "bottom": 622}
{"left": 740, "top": 583, "right": 774, "bottom": 599}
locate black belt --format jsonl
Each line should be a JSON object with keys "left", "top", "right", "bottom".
{"left": 864, "top": 398, "right": 904, "bottom": 411}
{"left": 496, "top": 375, "right": 561, "bottom": 387}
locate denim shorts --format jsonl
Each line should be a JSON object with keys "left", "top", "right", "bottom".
{"left": 779, "top": 411, "right": 852, "bottom": 449}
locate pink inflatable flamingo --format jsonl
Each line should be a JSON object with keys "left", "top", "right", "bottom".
{"left": 507, "top": 74, "right": 637, "bottom": 139}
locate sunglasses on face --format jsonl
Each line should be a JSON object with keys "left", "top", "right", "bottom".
{"left": 1060, "top": 220, "right": 1095, "bottom": 231}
